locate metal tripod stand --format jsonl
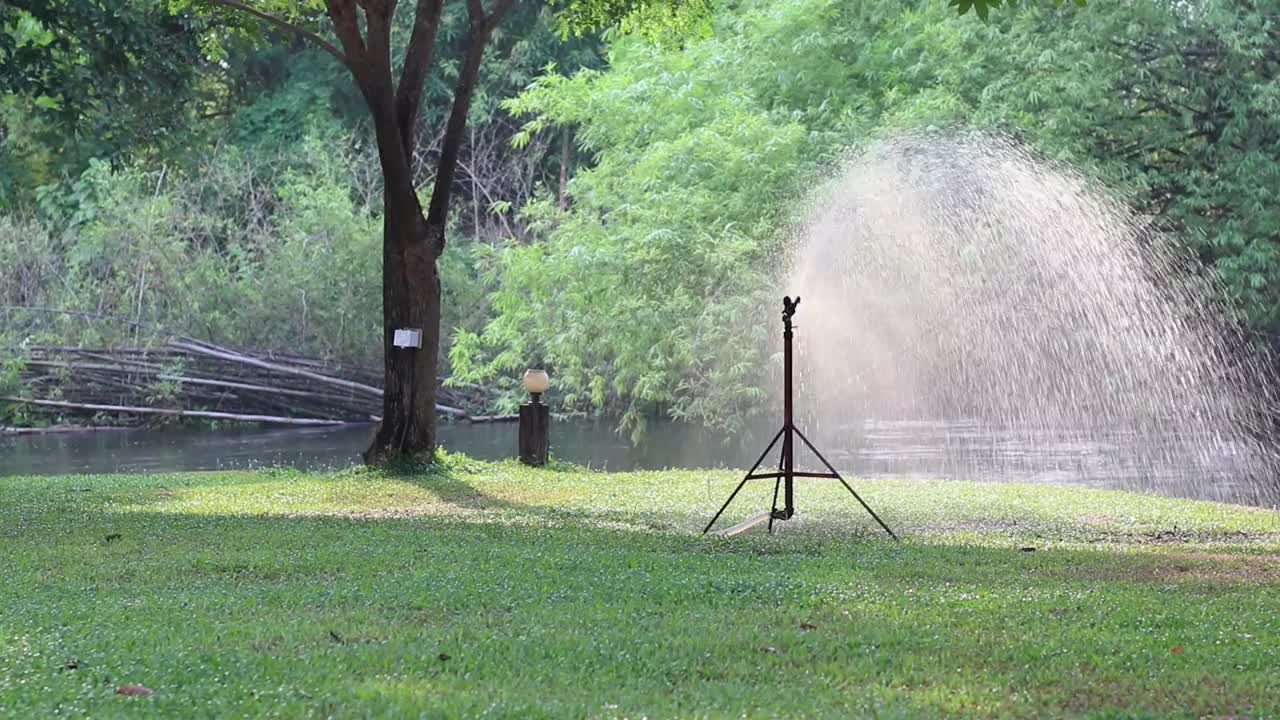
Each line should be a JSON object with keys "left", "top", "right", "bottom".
{"left": 702, "top": 296, "right": 897, "bottom": 539}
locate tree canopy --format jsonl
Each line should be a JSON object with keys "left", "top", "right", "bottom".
{"left": 0, "top": 1, "right": 208, "bottom": 206}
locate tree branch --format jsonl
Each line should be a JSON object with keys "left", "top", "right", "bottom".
{"left": 395, "top": 0, "right": 445, "bottom": 156}
{"left": 361, "top": 1, "right": 397, "bottom": 94}
{"left": 206, "top": 0, "right": 348, "bottom": 66}
{"left": 456, "top": 154, "right": 518, "bottom": 240}
{"left": 325, "top": 0, "right": 369, "bottom": 67}
{"left": 424, "top": 0, "right": 514, "bottom": 256}
{"left": 464, "top": 0, "right": 512, "bottom": 34}
{"left": 480, "top": 0, "right": 513, "bottom": 34}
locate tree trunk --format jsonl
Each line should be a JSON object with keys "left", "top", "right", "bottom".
{"left": 365, "top": 207, "right": 441, "bottom": 465}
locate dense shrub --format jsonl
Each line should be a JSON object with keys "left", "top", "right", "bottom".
{"left": 2, "top": 134, "right": 486, "bottom": 368}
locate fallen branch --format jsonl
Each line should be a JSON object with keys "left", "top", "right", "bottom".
{"left": 155, "top": 373, "right": 368, "bottom": 402}
{"left": 436, "top": 404, "right": 471, "bottom": 418}
{"left": 167, "top": 339, "right": 384, "bottom": 398}
{"left": 3, "top": 334, "right": 500, "bottom": 425}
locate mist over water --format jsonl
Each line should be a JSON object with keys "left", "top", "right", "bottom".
{"left": 787, "top": 133, "right": 1279, "bottom": 506}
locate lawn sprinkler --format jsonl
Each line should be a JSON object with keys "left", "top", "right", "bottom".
{"left": 703, "top": 296, "right": 898, "bottom": 539}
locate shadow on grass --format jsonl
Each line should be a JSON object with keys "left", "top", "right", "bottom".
{"left": 58, "top": 488, "right": 1280, "bottom": 592}
{"left": 15, "top": 457, "right": 1277, "bottom": 571}
{"left": 35, "top": 503, "right": 1280, "bottom": 585}
{"left": 54, "top": 457, "right": 717, "bottom": 544}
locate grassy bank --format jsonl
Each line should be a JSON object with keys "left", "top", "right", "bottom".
{"left": 2, "top": 456, "right": 1279, "bottom": 718}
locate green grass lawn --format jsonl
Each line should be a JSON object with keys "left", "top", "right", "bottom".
{"left": 2, "top": 454, "right": 1279, "bottom": 719}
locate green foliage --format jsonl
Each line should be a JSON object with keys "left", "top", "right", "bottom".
{"left": 225, "top": 48, "right": 341, "bottom": 149}
{"left": 1093, "top": 0, "right": 1280, "bottom": 334}
{"left": 552, "top": 0, "right": 715, "bottom": 39}
{"left": 3, "top": 138, "right": 375, "bottom": 361}
{"left": 7, "top": 0, "right": 1280, "bottom": 442}
{"left": 0, "top": 1, "right": 208, "bottom": 176}
{"left": 457, "top": 0, "right": 963, "bottom": 431}
{"left": 0, "top": 356, "right": 23, "bottom": 395}
{"left": 457, "top": 17, "right": 825, "bottom": 433}
{"left": 0, "top": 97, "right": 57, "bottom": 210}
{"left": 1, "top": 0, "right": 605, "bottom": 374}
{"left": 1, "top": 127, "right": 504, "bottom": 372}
{"left": 912, "top": 0, "right": 1280, "bottom": 333}
{"left": 951, "top": 0, "right": 1087, "bottom": 21}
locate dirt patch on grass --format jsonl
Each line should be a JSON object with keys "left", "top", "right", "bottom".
{"left": 1051, "top": 671, "right": 1263, "bottom": 718}
{"left": 1060, "top": 550, "right": 1280, "bottom": 584}
{"left": 905, "top": 517, "right": 1280, "bottom": 546}
{"left": 1111, "top": 529, "right": 1280, "bottom": 545}
{"left": 279, "top": 504, "right": 495, "bottom": 519}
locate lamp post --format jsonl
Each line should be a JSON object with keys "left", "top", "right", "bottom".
{"left": 519, "top": 369, "right": 550, "bottom": 466}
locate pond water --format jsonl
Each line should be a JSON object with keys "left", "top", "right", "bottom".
{"left": 0, "top": 419, "right": 1267, "bottom": 505}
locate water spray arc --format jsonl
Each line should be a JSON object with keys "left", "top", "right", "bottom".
{"left": 703, "top": 296, "right": 897, "bottom": 538}
{"left": 787, "top": 133, "right": 1279, "bottom": 507}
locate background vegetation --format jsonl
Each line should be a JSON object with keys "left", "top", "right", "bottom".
{"left": 3, "top": 0, "right": 1278, "bottom": 431}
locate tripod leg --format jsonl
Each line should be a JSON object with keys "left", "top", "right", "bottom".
{"left": 703, "top": 427, "right": 785, "bottom": 535}
{"left": 794, "top": 428, "right": 898, "bottom": 540}
{"left": 767, "top": 477, "right": 781, "bottom": 533}
{"left": 767, "top": 442, "right": 786, "bottom": 533}
{"left": 767, "top": 441, "right": 787, "bottom": 533}
{"left": 832, "top": 474, "right": 898, "bottom": 540}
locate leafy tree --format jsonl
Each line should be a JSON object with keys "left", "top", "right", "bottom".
{"left": 160, "top": 0, "right": 710, "bottom": 463}
{"left": 874, "top": 0, "right": 1280, "bottom": 336}
{"left": 215, "top": 5, "right": 602, "bottom": 246}
{"left": 0, "top": 1, "right": 207, "bottom": 186}
{"left": 950, "top": 0, "right": 1086, "bottom": 21}
{"left": 1056, "top": 0, "right": 1280, "bottom": 337}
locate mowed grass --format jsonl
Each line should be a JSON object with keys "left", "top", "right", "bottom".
{"left": 2, "top": 454, "right": 1279, "bottom": 719}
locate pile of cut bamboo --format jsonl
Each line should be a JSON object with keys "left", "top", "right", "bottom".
{"left": 4, "top": 338, "right": 499, "bottom": 427}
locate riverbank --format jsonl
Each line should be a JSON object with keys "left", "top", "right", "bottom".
{"left": 2, "top": 457, "right": 1278, "bottom": 718}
